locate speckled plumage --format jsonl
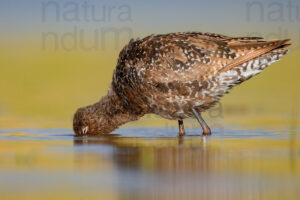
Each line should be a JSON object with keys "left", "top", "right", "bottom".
{"left": 73, "top": 32, "right": 290, "bottom": 136}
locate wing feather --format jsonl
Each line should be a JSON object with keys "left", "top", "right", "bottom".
{"left": 114, "top": 32, "right": 290, "bottom": 106}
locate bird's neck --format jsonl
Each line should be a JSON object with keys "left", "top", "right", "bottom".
{"left": 93, "top": 87, "right": 141, "bottom": 133}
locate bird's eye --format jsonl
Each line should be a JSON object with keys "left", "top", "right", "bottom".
{"left": 82, "top": 126, "right": 88, "bottom": 134}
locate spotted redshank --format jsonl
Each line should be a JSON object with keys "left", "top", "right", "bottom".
{"left": 73, "top": 32, "right": 290, "bottom": 136}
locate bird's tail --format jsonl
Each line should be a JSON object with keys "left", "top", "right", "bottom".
{"left": 206, "top": 39, "right": 291, "bottom": 98}
{"left": 218, "top": 39, "right": 291, "bottom": 74}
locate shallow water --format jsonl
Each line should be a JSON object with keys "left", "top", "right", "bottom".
{"left": 0, "top": 127, "right": 299, "bottom": 200}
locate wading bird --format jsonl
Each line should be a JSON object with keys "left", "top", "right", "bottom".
{"left": 73, "top": 32, "right": 290, "bottom": 136}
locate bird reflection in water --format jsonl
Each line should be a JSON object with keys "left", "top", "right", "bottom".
{"left": 73, "top": 133, "right": 293, "bottom": 200}
{"left": 74, "top": 134, "right": 215, "bottom": 173}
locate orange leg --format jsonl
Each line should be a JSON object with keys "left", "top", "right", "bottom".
{"left": 192, "top": 109, "right": 211, "bottom": 135}
{"left": 178, "top": 120, "right": 185, "bottom": 136}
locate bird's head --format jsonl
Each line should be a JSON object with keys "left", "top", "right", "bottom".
{"left": 73, "top": 90, "right": 140, "bottom": 136}
{"left": 73, "top": 106, "right": 111, "bottom": 136}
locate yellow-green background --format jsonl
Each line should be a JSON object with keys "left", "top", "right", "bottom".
{"left": 0, "top": 1, "right": 299, "bottom": 200}
{"left": 0, "top": 0, "right": 299, "bottom": 128}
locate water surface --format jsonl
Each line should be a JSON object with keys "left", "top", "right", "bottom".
{"left": 0, "top": 127, "right": 299, "bottom": 200}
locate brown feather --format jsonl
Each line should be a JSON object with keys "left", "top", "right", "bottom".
{"left": 73, "top": 32, "right": 291, "bottom": 135}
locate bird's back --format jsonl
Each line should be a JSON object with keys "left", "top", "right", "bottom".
{"left": 112, "top": 32, "right": 290, "bottom": 119}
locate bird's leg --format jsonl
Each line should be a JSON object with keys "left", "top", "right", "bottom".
{"left": 178, "top": 119, "right": 185, "bottom": 136}
{"left": 192, "top": 109, "right": 211, "bottom": 135}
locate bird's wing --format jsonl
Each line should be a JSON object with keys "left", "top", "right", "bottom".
{"left": 126, "top": 32, "right": 234, "bottom": 85}
{"left": 217, "top": 38, "right": 290, "bottom": 74}
{"left": 128, "top": 33, "right": 290, "bottom": 83}
{"left": 115, "top": 32, "right": 290, "bottom": 99}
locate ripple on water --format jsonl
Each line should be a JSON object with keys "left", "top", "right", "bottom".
{"left": 0, "top": 127, "right": 299, "bottom": 140}
{"left": 0, "top": 127, "right": 299, "bottom": 200}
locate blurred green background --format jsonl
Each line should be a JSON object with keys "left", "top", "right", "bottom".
{"left": 0, "top": 0, "right": 299, "bottom": 128}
